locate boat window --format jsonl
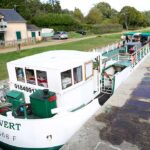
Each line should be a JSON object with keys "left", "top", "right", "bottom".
{"left": 61, "top": 70, "right": 72, "bottom": 89}
{"left": 93, "top": 57, "right": 100, "bottom": 71}
{"left": 15, "top": 67, "right": 25, "bottom": 82}
{"left": 73, "top": 66, "right": 82, "bottom": 84}
{"left": 25, "top": 69, "right": 36, "bottom": 85}
{"left": 36, "top": 70, "right": 48, "bottom": 88}
{"left": 85, "top": 61, "right": 93, "bottom": 80}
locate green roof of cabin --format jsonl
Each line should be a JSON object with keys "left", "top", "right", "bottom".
{"left": 141, "top": 32, "right": 150, "bottom": 37}
{"left": 124, "top": 32, "right": 150, "bottom": 37}
{"left": 124, "top": 32, "right": 136, "bottom": 36}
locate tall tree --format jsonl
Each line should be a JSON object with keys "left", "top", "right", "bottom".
{"left": 119, "top": 6, "right": 144, "bottom": 29}
{"left": 73, "top": 8, "right": 84, "bottom": 22}
{"left": 96, "top": 2, "right": 112, "bottom": 18}
{"left": 86, "top": 8, "right": 103, "bottom": 24}
{"left": 53, "top": 0, "right": 61, "bottom": 13}
{"left": 143, "top": 11, "right": 150, "bottom": 26}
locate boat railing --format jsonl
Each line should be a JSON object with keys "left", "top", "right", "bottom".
{"left": 130, "top": 43, "right": 150, "bottom": 67}
{"left": 101, "top": 77, "right": 113, "bottom": 95}
{"left": 101, "top": 43, "right": 150, "bottom": 93}
{"left": 102, "top": 43, "right": 150, "bottom": 66}
{"left": 93, "top": 41, "right": 123, "bottom": 53}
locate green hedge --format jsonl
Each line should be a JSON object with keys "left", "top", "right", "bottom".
{"left": 91, "top": 24, "right": 123, "bottom": 34}
{"left": 32, "top": 13, "right": 82, "bottom": 31}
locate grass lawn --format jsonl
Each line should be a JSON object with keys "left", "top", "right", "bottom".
{"left": 0, "top": 33, "right": 121, "bottom": 80}
{"left": 68, "top": 31, "right": 94, "bottom": 38}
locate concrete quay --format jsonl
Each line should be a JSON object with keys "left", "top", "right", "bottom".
{"left": 61, "top": 54, "right": 150, "bottom": 149}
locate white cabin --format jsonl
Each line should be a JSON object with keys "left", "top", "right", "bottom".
{"left": 7, "top": 50, "right": 101, "bottom": 111}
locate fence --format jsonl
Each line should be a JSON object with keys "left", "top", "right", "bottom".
{"left": 100, "top": 43, "right": 150, "bottom": 94}
{"left": 0, "top": 37, "right": 37, "bottom": 48}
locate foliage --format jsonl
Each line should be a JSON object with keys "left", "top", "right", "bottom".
{"left": 32, "top": 13, "right": 81, "bottom": 31}
{"left": 0, "top": 0, "right": 61, "bottom": 21}
{"left": 119, "top": 6, "right": 146, "bottom": 29}
{"left": 95, "top": 2, "right": 112, "bottom": 18}
{"left": 0, "top": 0, "right": 149, "bottom": 33}
{"left": 73, "top": 8, "right": 84, "bottom": 22}
{"left": 143, "top": 11, "right": 150, "bottom": 26}
{"left": 91, "top": 24, "right": 123, "bottom": 34}
{"left": 86, "top": 8, "right": 103, "bottom": 24}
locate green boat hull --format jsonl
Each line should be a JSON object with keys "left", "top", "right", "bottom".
{"left": 0, "top": 141, "right": 62, "bottom": 150}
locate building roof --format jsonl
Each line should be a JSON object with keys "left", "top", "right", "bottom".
{"left": 27, "top": 24, "right": 40, "bottom": 31}
{"left": 0, "top": 9, "right": 26, "bottom": 23}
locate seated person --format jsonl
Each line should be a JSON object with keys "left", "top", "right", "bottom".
{"left": 129, "top": 46, "right": 134, "bottom": 54}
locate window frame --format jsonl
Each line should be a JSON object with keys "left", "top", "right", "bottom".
{"left": 84, "top": 61, "right": 93, "bottom": 80}
{"left": 61, "top": 69, "right": 72, "bottom": 90}
{"left": 15, "top": 67, "right": 25, "bottom": 83}
{"left": 36, "top": 70, "right": 48, "bottom": 88}
{"left": 73, "top": 65, "right": 83, "bottom": 84}
{"left": 25, "top": 68, "right": 36, "bottom": 85}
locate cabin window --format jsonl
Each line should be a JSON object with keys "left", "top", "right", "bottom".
{"left": 73, "top": 66, "right": 82, "bottom": 84}
{"left": 15, "top": 67, "right": 25, "bottom": 82}
{"left": 25, "top": 69, "right": 36, "bottom": 85}
{"left": 93, "top": 56, "right": 100, "bottom": 71}
{"left": 61, "top": 70, "right": 72, "bottom": 89}
{"left": 85, "top": 61, "right": 93, "bottom": 80}
{"left": 36, "top": 70, "right": 48, "bottom": 88}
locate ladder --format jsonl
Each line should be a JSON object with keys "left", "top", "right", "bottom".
{"left": 101, "top": 78, "right": 113, "bottom": 95}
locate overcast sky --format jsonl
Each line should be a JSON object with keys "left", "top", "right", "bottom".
{"left": 42, "top": 0, "right": 150, "bottom": 15}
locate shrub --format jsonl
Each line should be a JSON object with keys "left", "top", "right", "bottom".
{"left": 91, "top": 24, "right": 123, "bottom": 34}
{"left": 32, "top": 13, "right": 82, "bottom": 31}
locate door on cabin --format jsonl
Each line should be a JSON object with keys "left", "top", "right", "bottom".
{"left": 93, "top": 56, "right": 100, "bottom": 95}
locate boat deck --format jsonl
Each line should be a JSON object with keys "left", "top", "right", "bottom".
{"left": 61, "top": 52, "right": 150, "bottom": 149}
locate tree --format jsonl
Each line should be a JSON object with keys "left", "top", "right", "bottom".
{"left": 62, "top": 9, "right": 73, "bottom": 15}
{"left": 96, "top": 2, "right": 112, "bottom": 18}
{"left": 143, "top": 11, "right": 150, "bottom": 26}
{"left": 73, "top": 8, "right": 84, "bottom": 22}
{"left": 86, "top": 8, "right": 103, "bottom": 24}
{"left": 119, "top": 6, "right": 144, "bottom": 29}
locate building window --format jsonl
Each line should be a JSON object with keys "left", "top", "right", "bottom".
{"left": 61, "top": 70, "right": 72, "bottom": 89}
{"left": 73, "top": 66, "right": 82, "bottom": 84}
{"left": 25, "top": 69, "right": 36, "bottom": 85}
{"left": 15, "top": 67, "right": 25, "bottom": 82}
{"left": 36, "top": 70, "right": 48, "bottom": 88}
{"left": 38, "top": 31, "right": 41, "bottom": 36}
{"left": 85, "top": 61, "right": 93, "bottom": 80}
{"left": 16, "top": 31, "right": 22, "bottom": 40}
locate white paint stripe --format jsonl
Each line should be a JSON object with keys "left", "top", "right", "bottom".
{"left": 94, "top": 141, "right": 121, "bottom": 150}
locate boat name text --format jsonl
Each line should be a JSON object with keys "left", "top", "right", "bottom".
{"left": 14, "top": 84, "right": 35, "bottom": 93}
{"left": 0, "top": 120, "right": 21, "bottom": 131}
{"left": 0, "top": 132, "right": 16, "bottom": 141}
